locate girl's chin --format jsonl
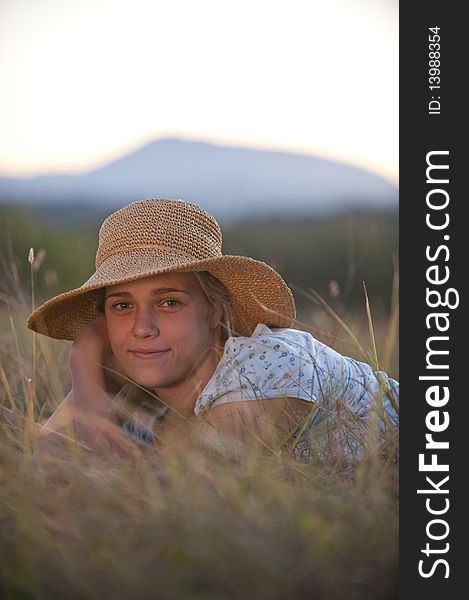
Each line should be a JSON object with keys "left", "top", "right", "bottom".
{"left": 129, "top": 376, "right": 160, "bottom": 390}
{"left": 128, "top": 373, "right": 172, "bottom": 392}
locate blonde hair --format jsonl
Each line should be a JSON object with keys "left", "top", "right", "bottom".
{"left": 192, "top": 271, "right": 239, "bottom": 345}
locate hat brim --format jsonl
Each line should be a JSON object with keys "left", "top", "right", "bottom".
{"left": 26, "top": 253, "right": 296, "bottom": 341}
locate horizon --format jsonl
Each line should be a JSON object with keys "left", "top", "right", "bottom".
{"left": 0, "top": 137, "right": 399, "bottom": 189}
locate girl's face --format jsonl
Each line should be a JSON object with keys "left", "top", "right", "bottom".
{"left": 104, "top": 272, "right": 219, "bottom": 402}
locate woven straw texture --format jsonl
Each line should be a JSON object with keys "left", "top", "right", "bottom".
{"left": 27, "top": 198, "right": 296, "bottom": 340}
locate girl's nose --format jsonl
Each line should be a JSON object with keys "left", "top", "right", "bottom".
{"left": 132, "top": 306, "right": 160, "bottom": 338}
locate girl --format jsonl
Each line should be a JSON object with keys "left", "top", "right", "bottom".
{"left": 28, "top": 198, "right": 398, "bottom": 461}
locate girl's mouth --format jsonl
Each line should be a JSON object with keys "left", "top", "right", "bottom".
{"left": 129, "top": 349, "right": 170, "bottom": 360}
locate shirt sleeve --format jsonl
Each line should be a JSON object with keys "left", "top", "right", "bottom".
{"left": 194, "top": 324, "right": 399, "bottom": 428}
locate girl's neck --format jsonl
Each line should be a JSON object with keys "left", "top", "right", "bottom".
{"left": 154, "top": 341, "right": 224, "bottom": 418}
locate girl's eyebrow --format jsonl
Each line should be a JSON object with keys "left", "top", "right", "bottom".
{"left": 105, "top": 287, "right": 190, "bottom": 300}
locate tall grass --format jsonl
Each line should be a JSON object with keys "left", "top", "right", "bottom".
{"left": 0, "top": 249, "right": 398, "bottom": 600}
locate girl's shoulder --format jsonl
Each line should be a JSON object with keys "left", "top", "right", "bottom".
{"left": 224, "top": 323, "right": 317, "bottom": 358}
{"left": 194, "top": 324, "right": 320, "bottom": 415}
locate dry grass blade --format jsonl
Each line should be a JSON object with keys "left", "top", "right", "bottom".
{"left": 293, "top": 284, "right": 374, "bottom": 366}
{"left": 382, "top": 264, "right": 399, "bottom": 373}
{"left": 362, "top": 281, "right": 379, "bottom": 372}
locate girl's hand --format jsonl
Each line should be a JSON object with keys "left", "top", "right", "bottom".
{"left": 69, "top": 317, "right": 110, "bottom": 370}
{"left": 69, "top": 317, "right": 114, "bottom": 416}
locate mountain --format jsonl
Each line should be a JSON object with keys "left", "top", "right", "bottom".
{"left": 0, "top": 138, "right": 397, "bottom": 221}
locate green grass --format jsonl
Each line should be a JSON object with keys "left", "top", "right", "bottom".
{"left": 0, "top": 251, "right": 399, "bottom": 600}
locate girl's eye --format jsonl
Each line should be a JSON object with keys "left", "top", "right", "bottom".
{"left": 113, "top": 302, "right": 131, "bottom": 310}
{"left": 161, "top": 299, "right": 180, "bottom": 308}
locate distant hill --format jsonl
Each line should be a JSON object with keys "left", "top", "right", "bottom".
{"left": 0, "top": 139, "right": 397, "bottom": 222}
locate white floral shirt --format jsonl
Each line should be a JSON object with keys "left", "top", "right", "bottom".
{"left": 196, "top": 323, "right": 397, "bottom": 414}
{"left": 119, "top": 323, "right": 399, "bottom": 460}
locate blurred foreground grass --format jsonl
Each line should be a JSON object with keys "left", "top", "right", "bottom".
{"left": 1, "top": 434, "right": 398, "bottom": 600}
{"left": 0, "top": 246, "right": 398, "bottom": 599}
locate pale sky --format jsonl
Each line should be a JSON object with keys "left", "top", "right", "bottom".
{"left": 0, "top": 0, "right": 398, "bottom": 184}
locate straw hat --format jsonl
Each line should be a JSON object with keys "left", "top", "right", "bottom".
{"left": 27, "top": 198, "right": 296, "bottom": 340}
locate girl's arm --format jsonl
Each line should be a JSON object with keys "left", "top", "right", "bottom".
{"left": 162, "top": 396, "right": 310, "bottom": 459}
{"left": 39, "top": 318, "right": 138, "bottom": 458}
